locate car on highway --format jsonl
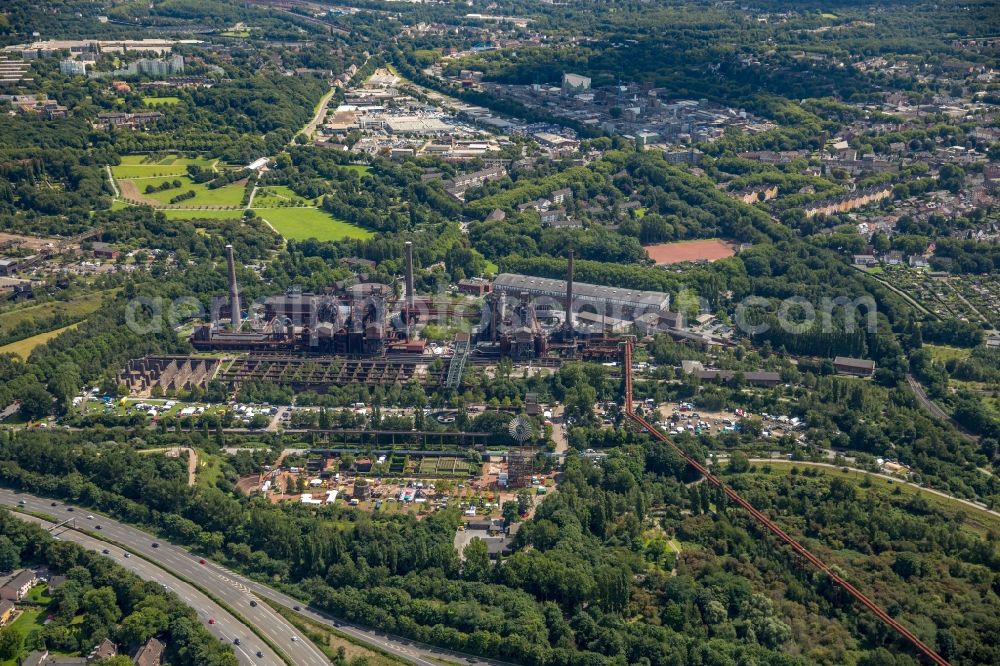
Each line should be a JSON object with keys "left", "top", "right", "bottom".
{"left": 66, "top": 507, "right": 74, "bottom": 512}
{"left": 199, "top": 558, "right": 206, "bottom": 564}
{"left": 256, "top": 651, "right": 263, "bottom": 658}
{"left": 87, "top": 514, "right": 94, "bottom": 520}
{"left": 95, "top": 525, "right": 102, "bottom": 530}
{"left": 123, "top": 552, "right": 130, "bottom": 558}
{"left": 208, "top": 618, "right": 215, "bottom": 625}
{"left": 102, "top": 549, "right": 110, "bottom": 554}
{"left": 50, "top": 502, "right": 57, "bottom": 506}
{"left": 293, "top": 605, "right": 300, "bottom": 611}
{"left": 233, "top": 638, "right": 241, "bottom": 645}
{"left": 249, "top": 600, "right": 257, "bottom": 607}
{"left": 291, "top": 636, "right": 298, "bottom": 642}
{"left": 17, "top": 499, "right": 25, "bottom": 505}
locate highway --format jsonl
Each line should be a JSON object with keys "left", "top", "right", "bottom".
{"left": 0, "top": 489, "right": 328, "bottom": 666}
{"left": 6, "top": 509, "right": 280, "bottom": 666}
{"left": 0, "top": 489, "right": 506, "bottom": 666}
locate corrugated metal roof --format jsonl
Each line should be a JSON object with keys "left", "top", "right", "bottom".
{"left": 492, "top": 273, "right": 669, "bottom": 308}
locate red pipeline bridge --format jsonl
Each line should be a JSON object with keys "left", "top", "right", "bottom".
{"left": 621, "top": 338, "right": 950, "bottom": 666}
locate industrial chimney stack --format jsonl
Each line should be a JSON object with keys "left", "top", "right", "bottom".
{"left": 404, "top": 241, "right": 415, "bottom": 310}
{"left": 226, "top": 244, "right": 241, "bottom": 330}
{"left": 565, "top": 249, "right": 574, "bottom": 334}
{"left": 404, "top": 241, "right": 415, "bottom": 337}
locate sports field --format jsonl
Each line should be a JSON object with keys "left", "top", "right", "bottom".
{"left": 143, "top": 96, "right": 181, "bottom": 106}
{"left": 255, "top": 207, "right": 373, "bottom": 242}
{"left": 645, "top": 239, "right": 737, "bottom": 265}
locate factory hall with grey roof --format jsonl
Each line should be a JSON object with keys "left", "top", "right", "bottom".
{"left": 491, "top": 273, "right": 670, "bottom": 316}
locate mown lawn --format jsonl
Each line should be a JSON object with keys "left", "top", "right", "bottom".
{"left": 255, "top": 207, "right": 374, "bottom": 241}
{"left": 253, "top": 186, "right": 319, "bottom": 208}
{"left": 0, "top": 323, "right": 81, "bottom": 358}
{"left": 143, "top": 96, "right": 181, "bottom": 106}
{"left": 160, "top": 209, "right": 245, "bottom": 221}
{"left": 138, "top": 176, "right": 245, "bottom": 208}
{"left": 112, "top": 156, "right": 216, "bottom": 179}
{"left": 0, "top": 607, "right": 45, "bottom": 666}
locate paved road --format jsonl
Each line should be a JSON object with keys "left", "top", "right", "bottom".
{"left": 0, "top": 489, "right": 507, "bottom": 666}
{"left": 0, "top": 489, "right": 328, "bottom": 666}
{"left": 295, "top": 88, "right": 335, "bottom": 144}
{"left": 5, "top": 507, "right": 280, "bottom": 666}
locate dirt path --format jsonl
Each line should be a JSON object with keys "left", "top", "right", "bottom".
{"left": 905, "top": 374, "right": 978, "bottom": 442}
{"left": 104, "top": 166, "right": 120, "bottom": 198}
{"left": 747, "top": 458, "right": 999, "bottom": 519}
{"left": 853, "top": 265, "right": 934, "bottom": 317}
{"left": 551, "top": 404, "right": 568, "bottom": 455}
{"left": 139, "top": 447, "right": 198, "bottom": 486}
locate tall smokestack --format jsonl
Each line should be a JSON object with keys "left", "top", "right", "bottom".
{"left": 404, "top": 241, "right": 415, "bottom": 310}
{"left": 226, "top": 244, "right": 241, "bottom": 330}
{"left": 565, "top": 249, "right": 574, "bottom": 334}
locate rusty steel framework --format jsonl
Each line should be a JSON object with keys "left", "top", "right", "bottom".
{"left": 621, "top": 338, "right": 951, "bottom": 666}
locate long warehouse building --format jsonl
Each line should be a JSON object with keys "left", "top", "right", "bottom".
{"left": 492, "top": 273, "right": 670, "bottom": 318}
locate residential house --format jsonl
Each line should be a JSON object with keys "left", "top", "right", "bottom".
{"left": 46, "top": 575, "right": 67, "bottom": 596}
{"left": 88, "top": 638, "right": 117, "bottom": 661}
{"left": 540, "top": 209, "right": 568, "bottom": 225}
{"left": 0, "top": 599, "right": 14, "bottom": 626}
{"left": 804, "top": 185, "right": 893, "bottom": 217}
{"left": 883, "top": 250, "right": 904, "bottom": 265}
{"left": 133, "top": 637, "right": 165, "bottom": 666}
{"left": 95, "top": 111, "right": 163, "bottom": 130}
{"left": 0, "top": 569, "right": 37, "bottom": 601}
{"left": 550, "top": 188, "right": 572, "bottom": 205}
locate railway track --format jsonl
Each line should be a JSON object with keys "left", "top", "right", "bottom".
{"left": 622, "top": 339, "right": 951, "bottom": 666}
